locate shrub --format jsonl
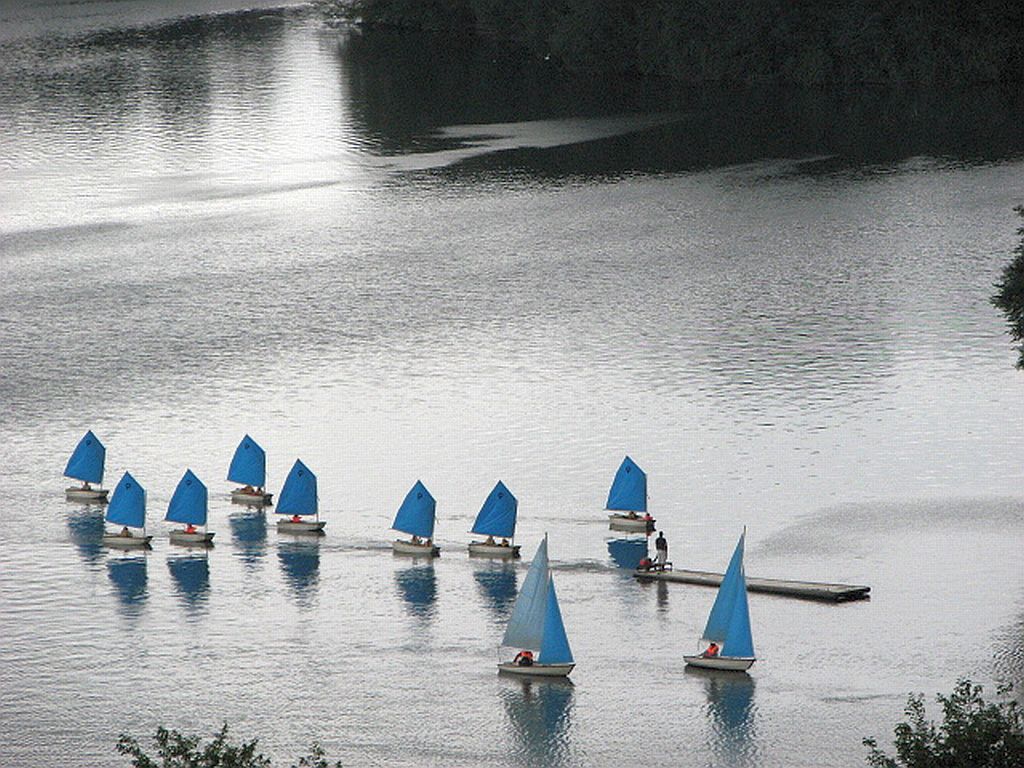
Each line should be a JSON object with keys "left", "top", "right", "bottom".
{"left": 864, "top": 679, "right": 1024, "bottom": 768}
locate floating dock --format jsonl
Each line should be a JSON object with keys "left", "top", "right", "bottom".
{"left": 633, "top": 567, "right": 870, "bottom": 602}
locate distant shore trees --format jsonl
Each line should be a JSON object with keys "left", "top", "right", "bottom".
{"left": 993, "top": 206, "right": 1024, "bottom": 369}
{"left": 319, "top": 0, "right": 1024, "bottom": 84}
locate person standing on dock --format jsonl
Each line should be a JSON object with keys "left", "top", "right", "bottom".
{"left": 654, "top": 531, "right": 668, "bottom": 568}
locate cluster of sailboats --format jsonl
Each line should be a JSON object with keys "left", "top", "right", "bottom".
{"left": 64, "top": 435, "right": 755, "bottom": 676}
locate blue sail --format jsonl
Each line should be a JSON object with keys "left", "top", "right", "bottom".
{"left": 701, "top": 531, "right": 755, "bottom": 658}
{"left": 605, "top": 456, "right": 646, "bottom": 512}
{"left": 471, "top": 481, "right": 517, "bottom": 538}
{"left": 538, "top": 578, "right": 574, "bottom": 664}
{"left": 227, "top": 434, "right": 266, "bottom": 487}
{"left": 166, "top": 469, "right": 208, "bottom": 526}
{"left": 502, "top": 536, "right": 549, "bottom": 651}
{"left": 106, "top": 472, "right": 146, "bottom": 529}
{"left": 64, "top": 430, "right": 106, "bottom": 484}
{"left": 392, "top": 480, "right": 436, "bottom": 539}
{"left": 276, "top": 459, "right": 317, "bottom": 517}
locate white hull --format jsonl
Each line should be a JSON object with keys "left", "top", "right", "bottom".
{"left": 231, "top": 489, "right": 273, "bottom": 506}
{"left": 277, "top": 519, "right": 326, "bottom": 534}
{"left": 392, "top": 540, "right": 440, "bottom": 557}
{"left": 498, "top": 661, "right": 575, "bottom": 678}
{"left": 683, "top": 655, "right": 755, "bottom": 671}
{"left": 468, "top": 542, "right": 520, "bottom": 559}
{"left": 102, "top": 533, "right": 153, "bottom": 548}
{"left": 607, "top": 513, "right": 653, "bottom": 532}
{"left": 169, "top": 530, "right": 215, "bottom": 545}
{"left": 66, "top": 487, "right": 109, "bottom": 502}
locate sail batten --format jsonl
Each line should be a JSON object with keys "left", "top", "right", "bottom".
{"left": 106, "top": 472, "right": 146, "bottom": 529}
{"left": 471, "top": 481, "right": 517, "bottom": 539}
{"left": 276, "top": 459, "right": 317, "bottom": 517}
{"left": 392, "top": 480, "right": 436, "bottom": 539}
{"left": 166, "top": 469, "right": 208, "bottom": 526}
{"left": 64, "top": 430, "right": 106, "bottom": 485}
{"left": 605, "top": 456, "right": 646, "bottom": 512}
{"left": 227, "top": 434, "right": 266, "bottom": 487}
{"left": 502, "top": 536, "right": 549, "bottom": 651}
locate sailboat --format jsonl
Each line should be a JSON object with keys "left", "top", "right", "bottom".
{"left": 227, "top": 434, "right": 273, "bottom": 505}
{"left": 391, "top": 480, "right": 440, "bottom": 556}
{"left": 606, "top": 456, "right": 654, "bottom": 532}
{"left": 102, "top": 471, "right": 153, "bottom": 548}
{"left": 498, "top": 534, "right": 574, "bottom": 677}
{"left": 166, "top": 469, "right": 215, "bottom": 545}
{"left": 63, "top": 430, "right": 109, "bottom": 502}
{"left": 275, "top": 459, "right": 325, "bottom": 533}
{"left": 468, "top": 481, "right": 520, "bottom": 558}
{"left": 684, "top": 530, "right": 756, "bottom": 672}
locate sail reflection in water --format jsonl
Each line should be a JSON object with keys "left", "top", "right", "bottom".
{"left": 473, "top": 563, "right": 518, "bottom": 621}
{"left": 689, "top": 667, "right": 759, "bottom": 766}
{"left": 228, "top": 509, "right": 267, "bottom": 568}
{"left": 500, "top": 678, "right": 576, "bottom": 767}
{"left": 278, "top": 540, "right": 320, "bottom": 606}
{"left": 394, "top": 564, "right": 437, "bottom": 620}
{"left": 106, "top": 554, "right": 148, "bottom": 617}
{"left": 167, "top": 554, "right": 211, "bottom": 613}
{"left": 66, "top": 507, "right": 106, "bottom": 567}
{"left": 606, "top": 537, "right": 648, "bottom": 570}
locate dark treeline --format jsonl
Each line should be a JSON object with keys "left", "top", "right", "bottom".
{"left": 323, "top": 0, "right": 1023, "bottom": 84}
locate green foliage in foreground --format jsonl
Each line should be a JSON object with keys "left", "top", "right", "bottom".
{"left": 116, "top": 725, "right": 342, "bottom": 768}
{"left": 993, "top": 206, "right": 1024, "bottom": 369}
{"left": 864, "top": 679, "right": 1024, "bottom": 768}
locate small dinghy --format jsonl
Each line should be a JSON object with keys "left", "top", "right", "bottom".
{"left": 63, "top": 430, "right": 109, "bottom": 502}
{"left": 275, "top": 459, "right": 325, "bottom": 533}
{"left": 605, "top": 456, "right": 654, "bottom": 532}
{"left": 391, "top": 480, "right": 440, "bottom": 556}
{"left": 227, "top": 434, "right": 273, "bottom": 505}
{"left": 166, "top": 469, "right": 215, "bottom": 545}
{"left": 102, "top": 472, "right": 153, "bottom": 548}
{"left": 468, "top": 481, "right": 520, "bottom": 558}
{"left": 683, "top": 529, "right": 756, "bottom": 672}
{"left": 498, "top": 534, "right": 574, "bottom": 678}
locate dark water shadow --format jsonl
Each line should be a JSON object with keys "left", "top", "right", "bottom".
{"left": 106, "top": 553, "right": 148, "bottom": 617}
{"left": 473, "top": 562, "right": 518, "bottom": 621}
{"left": 500, "top": 676, "right": 576, "bottom": 767}
{"left": 66, "top": 505, "right": 106, "bottom": 568}
{"left": 278, "top": 539, "right": 320, "bottom": 607}
{"left": 607, "top": 537, "right": 648, "bottom": 570}
{"left": 228, "top": 508, "right": 267, "bottom": 568}
{"left": 394, "top": 562, "right": 437, "bottom": 621}
{"left": 686, "top": 666, "right": 759, "bottom": 765}
{"left": 167, "top": 552, "right": 210, "bottom": 614}
{"left": 336, "top": 29, "right": 1024, "bottom": 177}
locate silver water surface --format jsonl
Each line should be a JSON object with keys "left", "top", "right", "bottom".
{"left": 2, "top": 5, "right": 1024, "bottom": 767}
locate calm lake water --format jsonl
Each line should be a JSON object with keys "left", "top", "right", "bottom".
{"left": 2, "top": 3, "right": 1024, "bottom": 766}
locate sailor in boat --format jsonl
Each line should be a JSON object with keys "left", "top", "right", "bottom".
{"left": 625, "top": 510, "right": 638, "bottom": 519}
{"left": 486, "top": 535, "right": 495, "bottom": 545}
{"left": 242, "top": 485, "right": 254, "bottom": 494}
{"left": 411, "top": 534, "right": 422, "bottom": 545}
{"left": 701, "top": 642, "right": 720, "bottom": 658}
{"left": 654, "top": 531, "right": 668, "bottom": 568}
{"left": 119, "top": 526, "right": 131, "bottom": 537}
{"left": 185, "top": 524, "right": 197, "bottom": 534}
{"left": 290, "top": 514, "right": 302, "bottom": 523}
{"left": 501, "top": 538, "right": 510, "bottom": 547}
{"left": 82, "top": 481, "right": 93, "bottom": 491}
{"left": 513, "top": 650, "right": 534, "bottom": 667}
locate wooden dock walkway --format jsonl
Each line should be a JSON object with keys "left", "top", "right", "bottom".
{"left": 633, "top": 567, "right": 870, "bottom": 602}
